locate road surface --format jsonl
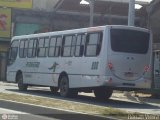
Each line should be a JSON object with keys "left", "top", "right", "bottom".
{"left": 0, "top": 108, "right": 59, "bottom": 120}
{"left": 0, "top": 82, "right": 160, "bottom": 115}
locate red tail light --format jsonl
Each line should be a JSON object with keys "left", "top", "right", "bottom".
{"left": 108, "top": 63, "right": 113, "bottom": 70}
{"left": 144, "top": 65, "right": 149, "bottom": 72}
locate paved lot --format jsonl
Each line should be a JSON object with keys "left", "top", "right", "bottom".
{"left": 0, "top": 82, "right": 160, "bottom": 115}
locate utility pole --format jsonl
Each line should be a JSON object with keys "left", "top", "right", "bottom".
{"left": 89, "top": 0, "right": 94, "bottom": 27}
{"left": 128, "top": 0, "right": 135, "bottom": 26}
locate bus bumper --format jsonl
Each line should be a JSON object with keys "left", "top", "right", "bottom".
{"left": 103, "top": 76, "right": 152, "bottom": 89}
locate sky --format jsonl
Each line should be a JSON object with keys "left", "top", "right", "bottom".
{"left": 136, "top": 0, "right": 152, "bottom": 2}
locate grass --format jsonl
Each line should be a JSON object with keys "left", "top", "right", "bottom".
{"left": 0, "top": 92, "right": 130, "bottom": 119}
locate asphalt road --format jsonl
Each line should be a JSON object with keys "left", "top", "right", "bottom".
{"left": 0, "top": 99, "right": 108, "bottom": 120}
{"left": 0, "top": 82, "right": 160, "bottom": 115}
{"left": 0, "top": 108, "right": 60, "bottom": 120}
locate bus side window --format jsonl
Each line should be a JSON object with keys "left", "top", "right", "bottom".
{"left": 96, "top": 32, "right": 103, "bottom": 55}
{"left": 85, "top": 32, "right": 102, "bottom": 57}
{"left": 49, "top": 36, "right": 62, "bottom": 57}
{"left": 8, "top": 40, "right": 19, "bottom": 64}
{"left": 37, "top": 37, "right": 45, "bottom": 57}
{"left": 62, "top": 35, "right": 76, "bottom": 57}
{"left": 28, "top": 38, "right": 37, "bottom": 58}
{"left": 19, "top": 39, "right": 28, "bottom": 58}
{"left": 24, "top": 40, "right": 28, "bottom": 57}
{"left": 75, "top": 34, "right": 85, "bottom": 57}
{"left": 55, "top": 36, "right": 62, "bottom": 57}
{"left": 28, "top": 39, "right": 34, "bottom": 58}
{"left": 37, "top": 37, "right": 49, "bottom": 57}
{"left": 45, "top": 37, "right": 50, "bottom": 56}
{"left": 19, "top": 40, "right": 25, "bottom": 58}
{"left": 49, "top": 37, "right": 56, "bottom": 57}
{"left": 71, "top": 35, "right": 76, "bottom": 56}
{"left": 33, "top": 38, "right": 38, "bottom": 57}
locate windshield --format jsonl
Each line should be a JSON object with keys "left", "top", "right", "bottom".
{"left": 111, "top": 29, "right": 150, "bottom": 54}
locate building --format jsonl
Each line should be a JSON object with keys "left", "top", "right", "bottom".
{"left": 147, "top": 0, "right": 160, "bottom": 42}
{"left": 0, "top": 0, "right": 59, "bottom": 81}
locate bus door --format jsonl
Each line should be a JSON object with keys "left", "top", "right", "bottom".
{"left": 153, "top": 51, "right": 160, "bottom": 89}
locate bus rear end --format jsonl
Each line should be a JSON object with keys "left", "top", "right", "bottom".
{"left": 106, "top": 26, "right": 152, "bottom": 90}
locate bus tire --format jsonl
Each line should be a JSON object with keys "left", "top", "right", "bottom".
{"left": 50, "top": 87, "right": 59, "bottom": 94}
{"left": 94, "top": 87, "right": 113, "bottom": 100}
{"left": 59, "top": 75, "right": 78, "bottom": 98}
{"left": 17, "top": 73, "right": 28, "bottom": 91}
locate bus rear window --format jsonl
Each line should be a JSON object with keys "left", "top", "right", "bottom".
{"left": 111, "top": 29, "right": 150, "bottom": 54}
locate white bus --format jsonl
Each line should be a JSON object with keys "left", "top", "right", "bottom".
{"left": 7, "top": 25, "right": 152, "bottom": 100}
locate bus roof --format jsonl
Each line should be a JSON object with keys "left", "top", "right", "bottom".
{"left": 11, "top": 25, "right": 149, "bottom": 41}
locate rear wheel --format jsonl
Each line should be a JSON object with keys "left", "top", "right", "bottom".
{"left": 50, "top": 86, "right": 59, "bottom": 94}
{"left": 17, "top": 73, "right": 28, "bottom": 91}
{"left": 59, "top": 75, "right": 78, "bottom": 98}
{"left": 94, "top": 87, "right": 113, "bottom": 100}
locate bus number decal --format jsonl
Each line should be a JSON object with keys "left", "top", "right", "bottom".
{"left": 91, "top": 62, "right": 99, "bottom": 70}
